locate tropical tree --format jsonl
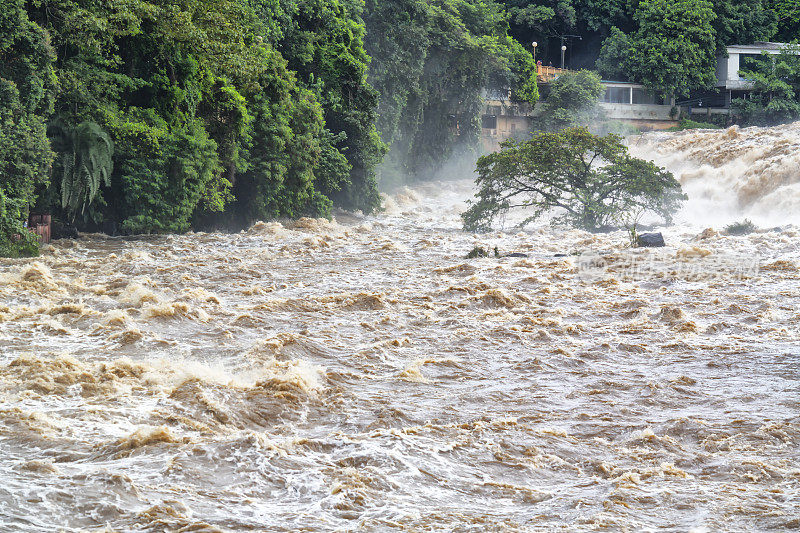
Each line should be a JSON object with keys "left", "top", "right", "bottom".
{"left": 0, "top": 0, "right": 56, "bottom": 255}
{"left": 597, "top": 0, "right": 717, "bottom": 98}
{"left": 531, "top": 69, "right": 604, "bottom": 131}
{"left": 49, "top": 121, "right": 114, "bottom": 222}
{"left": 771, "top": 0, "right": 800, "bottom": 41}
{"left": 497, "top": 0, "right": 777, "bottom": 75}
{"left": 595, "top": 27, "right": 631, "bottom": 81}
{"left": 273, "top": 0, "right": 386, "bottom": 213}
{"left": 462, "top": 127, "right": 685, "bottom": 232}
{"left": 573, "top": 0, "right": 632, "bottom": 33}
{"left": 503, "top": 0, "right": 577, "bottom": 42}
{"left": 711, "top": 0, "right": 776, "bottom": 55}
{"left": 0, "top": 85, "right": 51, "bottom": 254}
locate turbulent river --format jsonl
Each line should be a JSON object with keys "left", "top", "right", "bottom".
{"left": 2, "top": 124, "right": 800, "bottom": 532}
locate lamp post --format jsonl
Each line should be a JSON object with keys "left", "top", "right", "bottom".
{"left": 558, "top": 34, "right": 581, "bottom": 70}
{"left": 532, "top": 41, "right": 537, "bottom": 63}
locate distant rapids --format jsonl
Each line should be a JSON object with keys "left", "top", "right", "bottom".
{"left": 1, "top": 123, "right": 799, "bottom": 531}
{"left": 630, "top": 121, "right": 800, "bottom": 227}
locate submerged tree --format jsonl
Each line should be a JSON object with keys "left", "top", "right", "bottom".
{"left": 462, "top": 128, "right": 685, "bottom": 232}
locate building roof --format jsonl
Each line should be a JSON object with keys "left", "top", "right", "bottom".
{"left": 600, "top": 80, "right": 646, "bottom": 87}
{"left": 726, "top": 42, "right": 794, "bottom": 54}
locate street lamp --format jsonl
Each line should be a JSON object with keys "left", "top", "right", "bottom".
{"left": 561, "top": 45, "right": 567, "bottom": 70}
{"left": 532, "top": 41, "right": 537, "bottom": 64}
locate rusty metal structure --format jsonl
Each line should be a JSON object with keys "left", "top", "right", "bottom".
{"left": 536, "top": 65, "right": 568, "bottom": 83}
{"left": 28, "top": 214, "right": 51, "bottom": 243}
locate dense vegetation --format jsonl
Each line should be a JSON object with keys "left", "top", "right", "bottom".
{"left": 496, "top": 0, "right": 798, "bottom": 124}
{"left": 596, "top": 0, "right": 719, "bottom": 98}
{"left": 733, "top": 46, "right": 800, "bottom": 124}
{"left": 462, "top": 128, "right": 685, "bottom": 232}
{"left": 364, "top": 0, "right": 539, "bottom": 182}
{"left": 2, "top": 0, "right": 799, "bottom": 253}
{"left": 0, "top": 1, "right": 54, "bottom": 255}
{"left": 530, "top": 69, "right": 604, "bottom": 131}
{"left": 0, "top": 0, "right": 537, "bottom": 254}
{"left": 501, "top": 0, "right": 778, "bottom": 98}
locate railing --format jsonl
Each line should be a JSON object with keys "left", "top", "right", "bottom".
{"left": 537, "top": 65, "right": 568, "bottom": 82}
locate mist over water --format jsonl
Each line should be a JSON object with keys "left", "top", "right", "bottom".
{"left": 1, "top": 124, "right": 800, "bottom": 531}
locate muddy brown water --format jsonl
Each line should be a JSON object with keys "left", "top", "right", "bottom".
{"left": 1, "top": 125, "right": 799, "bottom": 531}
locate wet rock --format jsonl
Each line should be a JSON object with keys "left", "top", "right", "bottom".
{"left": 697, "top": 228, "right": 718, "bottom": 240}
{"left": 101, "top": 220, "right": 118, "bottom": 236}
{"left": 505, "top": 252, "right": 528, "bottom": 258}
{"left": 636, "top": 232, "right": 665, "bottom": 247}
{"left": 51, "top": 220, "right": 79, "bottom": 240}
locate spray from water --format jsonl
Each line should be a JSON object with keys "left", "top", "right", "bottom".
{"left": 629, "top": 122, "right": 800, "bottom": 227}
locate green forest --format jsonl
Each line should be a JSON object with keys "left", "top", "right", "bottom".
{"left": 0, "top": 0, "right": 537, "bottom": 254}
{"left": 1, "top": 0, "right": 798, "bottom": 254}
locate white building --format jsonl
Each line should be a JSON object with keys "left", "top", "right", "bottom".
{"left": 599, "top": 81, "right": 676, "bottom": 126}
{"left": 716, "top": 42, "right": 796, "bottom": 91}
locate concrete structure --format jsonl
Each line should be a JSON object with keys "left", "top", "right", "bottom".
{"left": 477, "top": 42, "right": 800, "bottom": 150}
{"left": 479, "top": 80, "right": 678, "bottom": 151}
{"left": 479, "top": 91, "right": 535, "bottom": 152}
{"left": 716, "top": 42, "right": 794, "bottom": 90}
{"left": 599, "top": 81, "right": 676, "bottom": 128}
{"left": 707, "top": 42, "right": 800, "bottom": 111}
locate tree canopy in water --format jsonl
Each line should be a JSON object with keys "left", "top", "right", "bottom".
{"left": 462, "top": 128, "right": 686, "bottom": 232}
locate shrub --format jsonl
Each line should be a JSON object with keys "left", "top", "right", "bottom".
{"left": 0, "top": 189, "right": 39, "bottom": 257}
{"left": 724, "top": 219, "right": 757, "bottom": 235}
{"left": 531, "top": 70, "right": 605, "bottom": 131}
{"left": 466, "top": 246, "right": 490, "bottom": 258}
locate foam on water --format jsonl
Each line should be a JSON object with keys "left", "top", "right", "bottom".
{"left": 1, "top": 123, "right": 800, "bottom": 531}
{"left": 630, "top": 122, "right": 800, "bottom": 227}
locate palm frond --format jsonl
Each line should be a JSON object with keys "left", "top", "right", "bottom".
{"left": 53, "top": 121, "right": 114, "bottom": 220}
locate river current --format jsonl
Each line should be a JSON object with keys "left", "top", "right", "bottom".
{"left": 1, "top": 124, "right": 799, "bottom": 531}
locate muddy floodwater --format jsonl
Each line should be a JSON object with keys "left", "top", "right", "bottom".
{"left": 2, "top": 125, "right": 800, "bottom": 532}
